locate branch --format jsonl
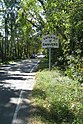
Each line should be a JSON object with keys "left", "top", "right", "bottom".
{"left": 27, "top": 19, "right": 38, "bottom": 28}
{"left": 37, "top": 0, "right": 46, "bottom": 13}
{"left": 55, "top": 25, "right": 67, "bottom": 40}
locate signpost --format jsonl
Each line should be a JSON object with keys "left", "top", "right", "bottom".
{"left": 42, "top": 35, "right": 59, "bottom": 71}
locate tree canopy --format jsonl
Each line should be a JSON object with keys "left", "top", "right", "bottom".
{"left": 0, "top": 0, "right": 83, "bottom": 81}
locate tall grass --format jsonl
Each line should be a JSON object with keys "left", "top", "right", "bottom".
{"left": 31, "top": 69, "right": 83, "bottom": 124}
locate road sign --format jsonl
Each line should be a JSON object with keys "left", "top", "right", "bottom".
{"left": 42, "top": 35, "right": 59, "bottom": 71}
{"left": 42, "top": 35, "right": 59, "bottom": 48}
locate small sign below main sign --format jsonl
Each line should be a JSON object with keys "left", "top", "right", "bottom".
{"left": 42, "top": 35, "right": 59, "bottom": 48}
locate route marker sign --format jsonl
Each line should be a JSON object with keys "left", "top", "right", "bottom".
{"left": 42, "top": 35, "right": 59, "bottom": 48}
{"left": 42, "top": 35, "right": 59, "bottom": 71}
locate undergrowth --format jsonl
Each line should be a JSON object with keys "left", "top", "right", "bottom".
{"left": 30, "top": 68, "right": 83, "bottom": 124}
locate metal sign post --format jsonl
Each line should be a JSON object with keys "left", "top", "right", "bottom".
{"left": 49, "top": 47, "right": 51, "bottom": 71}
{"left": 42, "top": 35, "right": 59, "bottom": 71}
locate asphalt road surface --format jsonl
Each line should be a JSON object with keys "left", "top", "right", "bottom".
{"left": 0, "top": 59, "right": 39, "bottom": 124}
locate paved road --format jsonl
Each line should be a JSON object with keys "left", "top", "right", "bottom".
{"left": 0, "top": 59, "right": 39, "bottom": 124}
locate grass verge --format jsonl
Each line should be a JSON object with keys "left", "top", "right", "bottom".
{"left": 29, "top": 60, "right": 83, "bottom": 124}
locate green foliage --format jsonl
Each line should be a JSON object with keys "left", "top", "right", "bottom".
{"left": 0, "top": 0, "right": 83, "bottom": 123}
{"left": 32, "top": 69, "right": 83, "bottom": 124}
{"left": 0, "top": 0, "right": 83, "bottom": 83}
{"left": 66, "top": 55, "right": 83, "bottom": 83}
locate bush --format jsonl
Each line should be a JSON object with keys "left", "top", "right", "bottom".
{"left": 66, "top": 55, "right": 83, "bottom": 83}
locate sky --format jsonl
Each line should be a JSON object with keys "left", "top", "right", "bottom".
{"left": 0, "top": 1, "right": 5, "bottom": 36}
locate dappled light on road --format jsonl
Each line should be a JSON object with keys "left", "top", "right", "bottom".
{"left": 0, "top": 59, "right": 39, "bottom": 124}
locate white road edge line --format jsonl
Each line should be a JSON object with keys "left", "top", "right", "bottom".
{"left": 11, "top": 81, "right": 26, "bottom": 124}
{"left": 30, "top": 60, "right": 40, "bottom": 73}
{"left": 11, "top": 60, "right": 40, "bottom": 124}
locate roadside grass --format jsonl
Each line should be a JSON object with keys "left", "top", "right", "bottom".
{"left": 30, "top": 61, "right": 83, "bottom": 124}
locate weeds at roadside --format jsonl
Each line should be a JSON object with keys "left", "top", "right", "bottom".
{"left": 30, "top": 69, "right": 83, "bottom": 124}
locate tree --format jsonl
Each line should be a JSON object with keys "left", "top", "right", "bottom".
{"left": 0, "top": 0, "right": 83, "bottom": 80}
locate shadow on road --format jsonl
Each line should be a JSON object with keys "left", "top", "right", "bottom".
{"left": 0, "top": 59, "right": 38, "bottom": 124}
